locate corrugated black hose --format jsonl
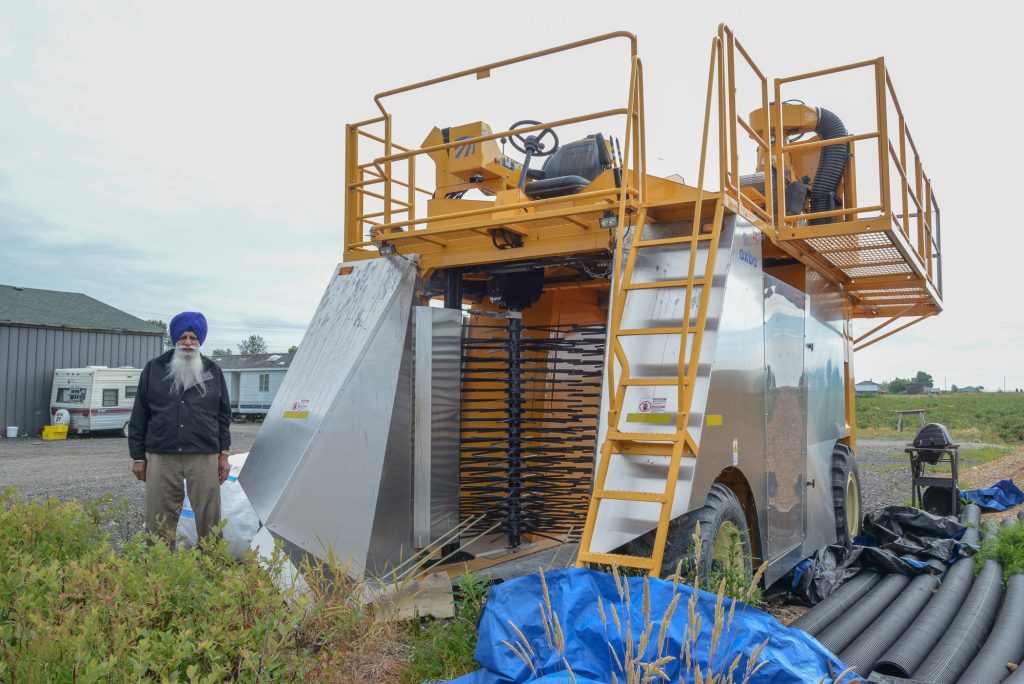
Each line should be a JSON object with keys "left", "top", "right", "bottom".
{"left": 872, "top": 503, "right": 982, "bottom": 677}
{"left": 838, "top": 572, "right": 942, "bottom": 676}
{"left": 809, "top": 108, "right": 849, "bottom": 225}
{"left": 814, "top": 572, "right": 912, "bottom": 655}
{"left": 790, "top": 570, "right": 882, "bottom": 636}
{"left": 911, "top": 559, "right": 1004, "bottom": 684}
{"left": 956, "top": 573, "right": 1024, "bottom": 684}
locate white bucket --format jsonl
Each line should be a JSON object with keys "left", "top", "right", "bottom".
{"left": 5, "top": 427, "right": 17, "bottom": 438}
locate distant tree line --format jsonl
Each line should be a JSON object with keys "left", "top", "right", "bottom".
{"left": 143, "top": 326, "right": 298, "bottom": 357}
{"left": 210, "top": 336, "right": 298, "bottom": 356}
{"left": 886, "top": 370, "right": 934, "bottom": 394}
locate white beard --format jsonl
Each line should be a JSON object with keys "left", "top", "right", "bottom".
{"left": 166, "top": 346, "right": 207, "bottom": 395}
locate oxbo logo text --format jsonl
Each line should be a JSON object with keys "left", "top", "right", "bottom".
{"left": 739, "top": 248, "right": 758, "bottom": 268}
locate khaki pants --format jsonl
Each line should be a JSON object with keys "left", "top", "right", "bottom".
{"left": 145, "top": 452, "right": 221, "bottom": 548}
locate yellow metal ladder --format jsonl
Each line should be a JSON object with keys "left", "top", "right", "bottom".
{"left": 576, "top": 196, "right": 726, "bottom": 576}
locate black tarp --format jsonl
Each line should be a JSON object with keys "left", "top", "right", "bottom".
{"left": 778, "top": 506, "right": 975, "bottom": 605}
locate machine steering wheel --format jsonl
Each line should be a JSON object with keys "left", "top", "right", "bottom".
{"left": 505, "top": 120, "right": 560, "bottom": 157}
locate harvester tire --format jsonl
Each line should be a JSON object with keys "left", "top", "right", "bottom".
{"left": 631, "top": 483, "right": 752, "bottom": 581}
{"left": 832, "top": 443, "right": 862, "bottom": 545}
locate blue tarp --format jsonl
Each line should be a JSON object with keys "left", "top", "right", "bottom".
{"left": 448, "top": 568, "right": 856, "bottom": 684}
{"left": 961, "top": 478, "right": 1024, "bottom": 511}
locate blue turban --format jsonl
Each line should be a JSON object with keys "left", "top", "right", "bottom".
{"left": 169, "top": 311, "right": 208, "bottom": 346}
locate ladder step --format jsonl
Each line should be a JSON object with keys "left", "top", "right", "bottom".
{"left": 595, "top": 489, "right": 670, "bottom": 503}
{"left": 611, "top": 442, "right": 677, "bottom": 456}
{"left": 607, "top": 430, "right": 681, "bottom": 442}
{"left": 617, "top": 327, "right": 693, "bottom": 336}
{"left": 622, "top": 377, "right": 679, "bottom": 386}
{"left": 623, "top": 278, "right": 708, "bottom": 291}
{"left": 635, "top": 234, "right": 716, "bottom": 248}
{"left": 577, "top": 551, "right": 657, "bottom": 571}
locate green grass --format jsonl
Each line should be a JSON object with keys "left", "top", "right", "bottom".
{"left": 855, "top": 393, "right": 1024, "bottom": 444}
{"left": 402, "top": 571, "right": 488, "bottom": 684}
{"left": 977, "top": 520, "right": 1024, "bottom": 584}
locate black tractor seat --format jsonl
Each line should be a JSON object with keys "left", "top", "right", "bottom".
{"left": 524, "top": 133, "right": 611, "bottom": 200}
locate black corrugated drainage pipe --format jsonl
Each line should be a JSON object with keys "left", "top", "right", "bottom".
{"left": 871, "top": 503, "right": 982, "bottom": 676}
{"left": 838, "top": 572, "right": 942, "bottom": 676}
{"left": 961, "top": 502, "right": 984, "bottom": 543}
{"left": 790, "top": 570, "right": 881, "bottom": 636}
{"left": 912, "top": 559, "right": 1004, "bottom": 684}
{"left": 809, "top": 108, "right": 849, "bottom": 225}
{"left": 955, "top": 573, "right": 1024, "bottom": 684}
{"left": 815, "top": 573, "right": 912, "bottom": 655}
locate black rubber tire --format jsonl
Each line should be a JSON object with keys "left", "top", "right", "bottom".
{"left": 832, "top": 443, "right": 862, "bottom": 545}
{"left": 646, "top": 483, "right": 753, "bottom": 581}
{"left": 121, "top": 421, "right": 129, "bottom": 439}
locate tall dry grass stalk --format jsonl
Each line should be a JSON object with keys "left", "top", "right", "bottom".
{"left": 506, "top": 522, "right": 860, "bottom": 684}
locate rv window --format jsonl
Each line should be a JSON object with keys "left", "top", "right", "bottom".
{"left": 58, "top": 388, "right": 86, "bottom": 403}
{"left": 125, "top": 385, "right": 137, "bottom": 398}
{"left": 102, "top": 389, "right": 118, "bottom": 407}
{"left": 259, "top": 373, "right": 270, "bottom": 392}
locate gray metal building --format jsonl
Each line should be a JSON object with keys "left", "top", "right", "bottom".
{"left": 1, "top": 285, "right": 164, "bottom": 437}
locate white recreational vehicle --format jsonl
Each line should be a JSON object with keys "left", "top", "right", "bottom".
{"left": 49, "top": 366, "right": 141, "bottom": 436}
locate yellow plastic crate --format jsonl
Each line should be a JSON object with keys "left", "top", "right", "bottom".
{"left": 42, "top": 425, "right": 69, "bottom": 440}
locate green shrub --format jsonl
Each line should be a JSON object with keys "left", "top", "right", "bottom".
{"left": 0, "top": 487, "right": 495, "bottom": 683}
{"left": 703, "top": 524, "right": 764, "bottom": 608}
{"left": 0, "top": 488, "right": 308, "bottom": 682}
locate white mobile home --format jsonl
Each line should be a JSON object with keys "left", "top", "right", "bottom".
{"left": 50, "top": 366, "right": 141, "bottom": 436}
{"left": 212, "top": 353, "right": 294, "bottom": 421}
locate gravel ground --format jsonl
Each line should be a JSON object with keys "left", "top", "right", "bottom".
{"left": 0, "top": 422, "right": 260, "bottom": 533}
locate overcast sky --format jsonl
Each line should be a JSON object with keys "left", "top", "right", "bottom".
{"left": 1, "top": 1, "right": 1021, "bottom": 389}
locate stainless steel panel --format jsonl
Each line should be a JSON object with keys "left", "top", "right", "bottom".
{"left": 803, "top": 273, "right": 848, "bottom": 553}
{"left": 763, "top": 276, "right": 807, "bottom": 561}
{"left": 367, "top": 314, "right": 414, "bottom": 573}
{"left": 413, "top": 307, "right": 462, "bottom": 549}
{"left": 805, "top": 287, "right": 847, "bottom": 447}
{"left": 804, "top": 439, "right": 837, "bottom": 552}
{"left": 238, "top": 258, "right": 417, "bottom": 576}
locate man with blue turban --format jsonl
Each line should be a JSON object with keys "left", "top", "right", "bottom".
{"left": 128, "top": 311, "right": 232, "bottom": 547}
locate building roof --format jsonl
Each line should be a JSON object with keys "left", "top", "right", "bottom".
{"left": 855, "top": 380, "right": 879, "bottom": 387}
{"left": 211, "top": 352, "right": 295, "bottom": 371}
{"left": 0, "top": 284, "right": 163, "bottom": 335}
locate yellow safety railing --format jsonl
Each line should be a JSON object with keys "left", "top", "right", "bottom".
{"left": 342, "top": 32, "right": 645, "bottom": 259}
{"left": 711, "top": 25, "right": 942, "bottom": 300}
{"left": 715, "top": 25, "right": 776, "bottom": 228}
{"left": 772, "top": 59, "right": 941, "bottom": 291}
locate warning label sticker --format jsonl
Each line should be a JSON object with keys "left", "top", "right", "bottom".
{"left": 284, "top": 399, "right": 310, "bottom": 419}
{"left": 638, "top": 398, "right": 666, "bottom": 413}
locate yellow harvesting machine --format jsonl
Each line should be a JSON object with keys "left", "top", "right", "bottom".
{"left": 239, "top": 27, "right": 943, "bottom": 584}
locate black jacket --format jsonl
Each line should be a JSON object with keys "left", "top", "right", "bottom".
{"left": 128, "top": 350, "right": 231, "bottom": 461}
